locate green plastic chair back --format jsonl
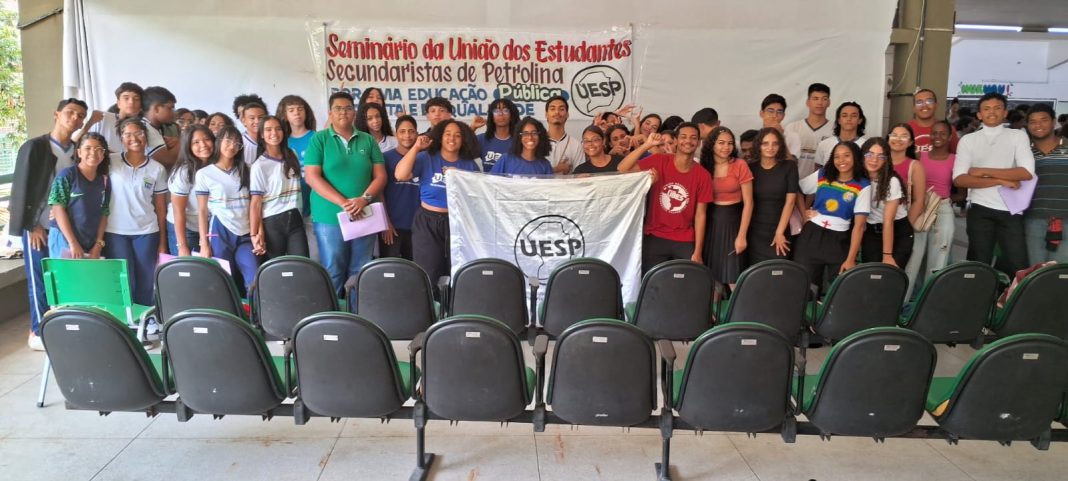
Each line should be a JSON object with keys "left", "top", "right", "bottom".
{"left": 42, "top": 258, "right": 151, "bottom": 324}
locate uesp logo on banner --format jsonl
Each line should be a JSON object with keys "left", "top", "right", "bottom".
{"left": 513, "top": 215, "right": 586, "bottom": 282}
{"left": 570, "top": 65, "right": 626, "bottom": 117}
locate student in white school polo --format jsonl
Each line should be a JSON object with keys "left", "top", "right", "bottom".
{"left": 249, "top": 116, "right": 308, "bottom": 259}
{"left": 952, "top": 91, "right": 1036, "bottom": 275}
{"left": 239, "top": 101, "right": 269, "bottom": 166}
{"left": 195, "top": 126, "right": 261, "bottom": 293}
{"left": 104, "top": 117, "right": 169, "bottom": 307}
{"left": 80, "top": 82, "right": 166, "bottom": 158}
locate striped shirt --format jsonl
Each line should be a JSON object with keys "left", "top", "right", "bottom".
{"left": 1027, "top": 138, "right": 1068, "bottom": 219}
{"left": 250, "top": 154, "right": 302, "bottom": 218}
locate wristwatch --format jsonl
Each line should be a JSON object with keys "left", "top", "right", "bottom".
{"left": 96, "top": 239, "right": 106, "bottom": 248}
{"left": 361, "top": 194, "right": 373, "bottom": 203}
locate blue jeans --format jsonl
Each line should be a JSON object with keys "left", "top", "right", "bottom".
{"left": 166, "top": 221, "right": 200, "bottom": 256}
{"left": 48, "top": 226, "right": 74, "bottom": 258}
{"left": 103, "top": 232, "right": 160, "bottom": 306}
{"left": 21, "top": 230, "right": 49, "bottom": 335}
{"left": 208, "top": 217, "right": 260, "bottom": 293}
{"left": 1025, "top": 216, "right": 1068, "bottom": 264}
{"left": 314, "top": 222, "right": 375, "bottom": 297}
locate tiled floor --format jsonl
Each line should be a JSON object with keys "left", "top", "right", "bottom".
{"left": 3, "top": 309, "right": 1068, "bottom": 481}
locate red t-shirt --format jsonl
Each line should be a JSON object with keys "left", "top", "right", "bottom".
{"left": 710, "top": 159, "right": 754, "bottom": 204}
{"left": 908, "top": 120, "right": 959, "bottom": 154}
{"left": 638, "top": 153, "right": 713, "bottom": 242}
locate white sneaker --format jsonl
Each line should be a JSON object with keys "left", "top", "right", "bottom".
{"left": 28, "top": 332, "right": 44, "bottom": 351}
{"left": 146, "top": 319, "right": 159, "bottom": 335}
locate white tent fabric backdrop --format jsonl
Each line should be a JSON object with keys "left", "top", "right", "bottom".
{"left": 63, "top": 0, "right": 896, "bottom": 136}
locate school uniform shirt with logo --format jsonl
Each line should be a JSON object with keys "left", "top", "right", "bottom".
{"left": 166, "top": 164, "right": 200, "bottom": 232}
{"left": 799, "top": 169, "right": 872, "bottom": 231}
{"left": 250, "top": 154, "right": 302, "bottom": 218}
{"left": 194, "top": 164, "right": 251, "bottom": 236}
{"left": 47, "top": 166, "right": 111, "bottom": 250}
{"left": 812, "top": 136, "right": 868, "bottom": 174}
{"left": 637, "top": 153, "right": 713, "bottom": 242}
{"left": 33, "top": 139, "right": 76, "bottom": 229}
{"left": 952, "top": 124, "right": 1035, "bottom": 212}
{"left": 784, "top": 119, "right": 835, "bottom": 178}
{"left": 383, "top": 148, "right": 421, "bottom": 231}
{"left": 106, "top": 153, "right": 168, "bottom": 235}
{"left": 549, "top": 133, "right": 584, "bottom": 174}
{"left": 412, "top": 152, "right": 480, "bottom": 209}
{"left": 90, "top": 112, "right": 165, "bottom": 156}
{"left": 489, "top": 153, "right": 554, "bottom": 176}
{"left": 479, "top": 135, "right": 513, "bottom": 171}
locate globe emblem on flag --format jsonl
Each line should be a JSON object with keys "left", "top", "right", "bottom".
{"left": 513, "top": 215, "right": 586, "bottom": 282}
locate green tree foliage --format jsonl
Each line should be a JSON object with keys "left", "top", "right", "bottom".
{"left": 0, "top": 4, "right": 26, "bottom": 147}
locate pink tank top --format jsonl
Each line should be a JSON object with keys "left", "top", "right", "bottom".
{"left": 919, "top": 151, "right": 955, "bottom": 198}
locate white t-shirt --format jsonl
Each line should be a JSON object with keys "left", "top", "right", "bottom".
{"left": 784, "top": 118, "right": 834, "bottom": 178}
{"left": 952, "top": 125, "right": 1036, "bottom": 211}
{"left": 242, "top": 133, "right": 259, "bottom": 165}
{"left": 250, "top": 154, "right": 302, "bottom": 218}
{"left": 549, "top": 132, "right": 584, "bottom": 174}
{"left": 36, "top": 138, "right": 77, "bottom": 227}
{"left": 378, "top": 135, "right": 398, "bottom": 153}
{"left": 194, "top": 163, "right": 251, "bottom": 236}
{"left": 166, "top": 164, "right": 200, "bottom": 232}
{"left": 813, "top": 135, "right": 868, "bottom": 173}
{"left": 90, "top": 112, "right": 165, "bottom": 156}
{"left": 866, "top": 176, "right": 906, "bottom": 224}
{"left": 106, "top": 153, "right": 168, "bottom": 235}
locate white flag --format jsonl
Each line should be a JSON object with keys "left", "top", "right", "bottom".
{"left": 447, "top": 170, "right": 652, "bottom": 304}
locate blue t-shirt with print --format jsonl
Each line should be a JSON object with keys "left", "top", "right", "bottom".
{"left": 413, "top": 151, "right": 480, "bottom": 209}
{"left": 478, "top": 135, "right": 513, "bottom": 171}
{"left": 489, "top": 153, "right": 553, "bottom": 176}
{"left": 383, "top": 149, "right": 421, "bottom": 230}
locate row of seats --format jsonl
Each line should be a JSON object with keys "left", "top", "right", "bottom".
{"left": 41, "top": 306, "right": 1068, "bottom": 481}
{"left": 39, "top": 254, "right": 1068, "bottom": 349}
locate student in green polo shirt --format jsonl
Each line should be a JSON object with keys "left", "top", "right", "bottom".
{"left": 304, "top": 91, "right": 387, "bottom": 295}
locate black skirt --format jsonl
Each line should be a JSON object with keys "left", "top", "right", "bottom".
{"left": 704, "top": 203, "right": 745, "bottom": 284}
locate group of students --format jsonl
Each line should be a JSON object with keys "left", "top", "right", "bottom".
{"left": 13, "top": 80, "right": 1062, "bottom": 350}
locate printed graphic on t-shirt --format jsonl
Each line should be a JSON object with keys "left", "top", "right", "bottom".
{"left": 660, "top": 182, "right": 690, "bottom": 214}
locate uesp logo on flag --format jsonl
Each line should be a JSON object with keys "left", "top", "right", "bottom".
{"left": 513, "top": 215, "right": 586, "bottom": 282}
{"left": 447, "top": 170, "right": 650, "bottom": 304}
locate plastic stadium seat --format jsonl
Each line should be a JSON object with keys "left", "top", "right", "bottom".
{"left": 798, "top": 327, "right": 936, "bottom": 438}
{"left": 626, "top": 259, "right": 714, "bottom": 341}
{"left": 446, "top": 259, "right": 530, "bottom": 336}
{"left": 898, "top": 261, "right": 999, "bottom": 345}
{"left": 926, "top": 333, "right": 1068, "bottom": 448}
{"left": 672, "top": 322, "right": 796, "bottom": 437}
{"left": 716, "top": 259, "right": 809, "bottom": 343}
{"left": 988, "top": 263, "right": 1068, "bottom": 339}
{"left": 350, "top": 258, "right": 437, "bottom": 340}
{"left": 162, "top": 309, "right": 286, "bottom": 420}
{"left": 289, "top": 312, "right": 414, "bottom": 423}
{"left": 408, "top": 315, "right": 546, "bottom": 480}
{"left": 251, "top": 256, "right": 338, "bottom": 341}
{"left": 806, "top": 264, "right": 908, "bottom": 342}
{"left": 154, "top": 256, "right": 246, "bottom": 324}
{"left": 37, "top": 258, "right": 154, "bottom": 407}
{"left": 540, "top": 259, "right": 623, "bottom": 338}
{"left": 39, "top": 306, "right": 165, "bottom": 413}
